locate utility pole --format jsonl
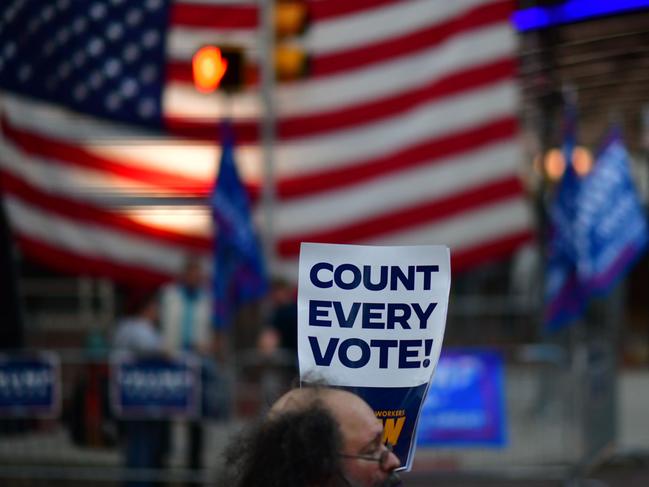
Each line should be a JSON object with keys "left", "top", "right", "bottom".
{"left": 259, "top": 0, "right": 277, "bottom": 275}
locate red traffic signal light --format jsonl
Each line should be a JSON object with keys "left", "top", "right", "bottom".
{"left": 192, "top": 46, "right": 244, "bottom": 93}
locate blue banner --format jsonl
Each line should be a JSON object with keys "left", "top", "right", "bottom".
{"left": 110, "top": 354, "right": 200, "bottom": 419}
{"left": 0, "top": 353, "right": 60, "bottom": 417}
{"left": 544, "top": 163, "right": 585, "bottom": 330}
{"left": 574, "top": 131, "right": 649, "bottom": 294}
{"left": 417, "top": 349, "right": 507, "bottom": 447}
{"left": 545, "top": 127, "right": 649, "bottom": 331}
{"left": 211, "top": 121, "right": 267, "bottom": 329}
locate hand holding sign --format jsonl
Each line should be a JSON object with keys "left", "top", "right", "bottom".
{"left": 298, "top": 243, "right": 451, "bottom": 471}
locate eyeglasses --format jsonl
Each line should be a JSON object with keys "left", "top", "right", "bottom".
{"left": 340, "top": 442, "right": 395, "bottom": 470}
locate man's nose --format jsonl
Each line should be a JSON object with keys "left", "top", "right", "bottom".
{"left": 382, "top": 450, "right": 401, "bottom": 472}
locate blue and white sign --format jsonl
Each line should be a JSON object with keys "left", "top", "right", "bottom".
{"left": 298, "top": 243, "right": 451, "bottom": 471}
{"left": 573, "top": 133, "right": 649, "bottom": 293}
{"left": 417, "top": 349, "right": 507, "bottom": 447}
{"left": 110, "top": 354, "right": 201, "bottom": 419}
{"left": 0, "top": 353, "right": 60, "bottom": 417}
{"left": 545, "top": 129, "right": 649, "bottom": 330}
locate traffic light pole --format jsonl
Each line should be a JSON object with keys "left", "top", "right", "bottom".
{"left": 260, "top": 0, "right": 277, "bottom": 274}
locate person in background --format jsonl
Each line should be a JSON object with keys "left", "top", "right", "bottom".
{"left": 257, "top": 277, "right": 298, "bottom": 360}
{"left": 112, "top": 289, "right": 168, "bottom": 487}
{"left": 221, "top": 386, "right": 401, "bottom": 487}
{"left": 158, "top": 255, "right": 213, "bottom": 471}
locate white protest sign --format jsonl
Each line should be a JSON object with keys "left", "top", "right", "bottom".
{"left": 297, "top": 243, "right": 451, "bottom": 470}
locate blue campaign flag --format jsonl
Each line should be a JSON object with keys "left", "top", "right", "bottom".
{"left": 545, "top": 127, "right": 649, "bottom": 331}
{"left": 211, "top": 122, "right": 267, "bottom": 329}
{"left": 544, "top": 162, "right": 586, "bottom": 330}
{"left": 574, "top": 130, "right": 649, "bottom": 295}
{"left": 544, "top": 99, "right": 586, "bottom": 330}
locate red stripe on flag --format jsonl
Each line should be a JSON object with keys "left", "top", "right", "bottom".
{"left": 164, "top": 116, "right": 259, "bottom": 144}
{"left": 279, "top": 58, "right": 515, "bottom": 139}
{"left": 308, "top": 0, "right": 399, "bottom": 21}
{"left": 165, "top": 58, "right": 514, "bottom": 142}
{"left": 0, "top": 170, "right": 213, "bottom": 251}
{"left": 277, "top": 176, "right": 526, "bottom": 256}
{"left": 1, "top": 118, "right": 261, "bottom": 200}
{"left": 312, "top": 2, "right": 513, "bottom": 77}
{"left": 278, "top": 116, "right": 518, "bottom": 198}
{"left": 16, "top": 235, "right": 174, "bottom": 287}
{"left": 169, "top": 0, "right": 400, "bottom": 28}
{"left": 170, "top": 2, "right": 257, "bottom": 29}
{"left": 166, "top": 2, "right": 512, "bottom": 85}
{"left": 2, "top": 119, "right": 207, "bottom": 193}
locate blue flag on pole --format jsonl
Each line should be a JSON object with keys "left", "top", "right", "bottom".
{"left": 545, "top": 127, "right": 649, "bottom": 331}
{"left": 211, "top": 122, "right": 267, "bottom": 329}
{"left": 544, "top": 99, "right": 585, "bottom": 330}
{"left": 544, "top": 162, "right": 585, "bottom": 330}
{"left": 575, "top": 129, "right": 649, "bottom": 294}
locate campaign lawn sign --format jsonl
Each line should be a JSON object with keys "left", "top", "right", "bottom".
{"left": 417, "top": 349, "right": 507, "bottom": 447}
{"left": 0, "top": 353, "right": 60, "bottom": 417}
{"left": 110, "top": 353, "right": 201, "bottom": 419}
{"left": 298, "top": 243, "right": 451, "bottom": 471}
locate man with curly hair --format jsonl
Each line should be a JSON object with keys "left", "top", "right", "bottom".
{"left": 221, "top": 387, "right": 401, "bottom": 487}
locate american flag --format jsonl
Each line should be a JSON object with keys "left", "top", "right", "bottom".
{"left": 0, "top": 0, "right": 534, "bottom": 286}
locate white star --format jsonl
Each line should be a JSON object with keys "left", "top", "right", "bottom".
{"left": 142, "top": 30, "right": 160, "bottom": 49}
{"left": 146, "top": 0, "right": 162, "bottom": 11}
{"left": 139, "top": 64, "right": 157, "bottom": 84}
{"left": 72, "top": 17, "right": 87, "bottom": 34}
{"left": 88, "top": 71, "right": 104, "bottom": 89}
{"left": 4, "top": 42, "right": 16, "bottom": 59}
{"left": 104, "top": 58, "right": 122, "bottom": 78}
{"left": 73, "top": 84, "right": 88, "bottom": 101}
{"left": 18, "top": 65, "right": 31, "bottom": 81}
{"left": 87, "top": 38, "right": 105, "bottom": 57}
{"left": 106, "top": 22, "right": 124, "bottom": 42}
{"left": 56, "top": 28, "right": 70, "bottom": 46}
{"left": 122, "top": 44, "right": 140, "bottom": 63}
{"left": 41, "top": 6, "right": 55, "bottom": 22}
{"left": 106, "top": 92, "right": 123, "bottom": 111}
{"left": 90, "top": 3, "right": 108, "bottom": 21}
{"left": 120, "top": 78, "right": 139, "bottom": 98}
{"left": 4, "top": 6, "right": 16, "bottom": 23}
{"left": 57, "top": 62, "right": 71, "bottom": 80}
{"left": 72, "top": 51, "right": 86, "bottom": 68}
{"left": 126, "top": 8, "right": 143, "bottom": 27}
{"left": 138, "top": 98, "right": 156, "bottom": 118}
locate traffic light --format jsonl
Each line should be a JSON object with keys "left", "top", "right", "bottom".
{"left": 275, "top": 0, "right": 308, "bottom": 37}
{"left": 274, "top": 0, "right": 310, "bottom": 81}
{"left": 192, "top": 46, "right": 244, "bottom": 93}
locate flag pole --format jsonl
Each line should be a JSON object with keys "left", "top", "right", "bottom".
{"left": 259, "top": 0, "right": 277, "bottom": 275}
